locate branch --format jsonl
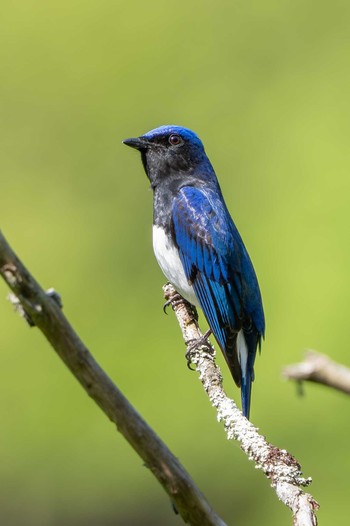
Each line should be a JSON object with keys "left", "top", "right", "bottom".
{"left": 0, "top": 231, "right": 226, "bottom": 526}
{"left": 163, "top": 283, "right": 319, "bottom": 526}
{"left": 283, "top": 350, "right": 350, "bottom": 395}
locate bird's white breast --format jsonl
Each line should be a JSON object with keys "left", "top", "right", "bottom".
{"left": 152, "top": 225, "right": 198, "bottom": 306}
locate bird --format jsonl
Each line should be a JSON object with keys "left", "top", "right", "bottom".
{"left": 123, "top": 125, "right": 265, "bottom": 418}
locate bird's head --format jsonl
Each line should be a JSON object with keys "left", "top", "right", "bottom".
{"left": 123, "top": 125, "right": 210, "bottom": 188}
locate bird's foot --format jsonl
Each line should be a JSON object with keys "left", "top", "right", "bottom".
{"left": 163, "top": 293, "right": 196, "bottom": 316}
{"left": 163, "top": 293, "right": 183, "bottom": 314}
{"left": 185, "top": 329, "right": 212, "bottom": 370}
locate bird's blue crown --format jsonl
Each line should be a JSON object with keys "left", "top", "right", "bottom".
{"left": 142, "top": 125, "right": 204, "bottom": 149}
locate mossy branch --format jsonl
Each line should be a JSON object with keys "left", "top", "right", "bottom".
{"left": 163, "top": 283, "right": 319, "bottom": 526}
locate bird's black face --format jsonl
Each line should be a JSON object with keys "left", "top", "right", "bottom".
{"left": 123, "top": 128, "right": 205, "bottom": 188}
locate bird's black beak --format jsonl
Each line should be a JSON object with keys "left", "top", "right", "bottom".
{"left": 123, "top": 136, "right": 150, "bottom": 150}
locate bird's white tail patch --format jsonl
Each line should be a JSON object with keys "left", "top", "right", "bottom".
{"left": 237, "top": 330, "right": 248, "bottom": 381}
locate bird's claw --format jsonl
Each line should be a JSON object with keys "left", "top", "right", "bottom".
{"left": 185, "top": 346, "right": 196, "bottom": 371}
{"left": 163, "top": 293, "right": 185, "bottom": 314}
{"left": 185, "top": 329, "right": 212, "bottom": 370}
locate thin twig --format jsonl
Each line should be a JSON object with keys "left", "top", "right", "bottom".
{"left": 163, "top": 283, "right": 319, "bottom": 526}
{"left": 283, "top": 350, "right": 350, "bottom": 395}
{"left": 0, "top": 231, "right": 226, "bottom": 526}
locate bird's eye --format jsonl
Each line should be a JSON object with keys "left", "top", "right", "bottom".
{"left": 168, "top": 134, "right": 183, "bottom": 146}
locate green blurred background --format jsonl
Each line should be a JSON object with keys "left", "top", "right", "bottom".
{"left": 1, "top": 1, "right": 349, "bottom": 524}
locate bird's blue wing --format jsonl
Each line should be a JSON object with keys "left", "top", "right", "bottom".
{"left": 172, "top": 186, "right": 242, "bottom": 378}
{"left": 172, "top": 185, "right": 264, "bottom": 413}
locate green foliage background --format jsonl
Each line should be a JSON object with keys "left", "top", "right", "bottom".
{"left": 1, "top": 1, "right": 349, "bottom": 524}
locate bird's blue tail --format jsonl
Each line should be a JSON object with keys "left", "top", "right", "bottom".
{"left": 241, "top": 371, "right": 253, "bottom": 419}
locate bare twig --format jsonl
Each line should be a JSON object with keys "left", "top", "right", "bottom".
{"left": 283, "top": 350, "right": 350, "bottom": 395}
{"left": 0, "top": 231, "right": 226, "bottom": 526}
{"left": 163, "top": 283, "right": 319, "bottom": 526}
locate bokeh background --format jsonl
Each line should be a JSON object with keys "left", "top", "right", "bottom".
{"left": 1, "top": 1, "right": 349, "bottom": 525}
